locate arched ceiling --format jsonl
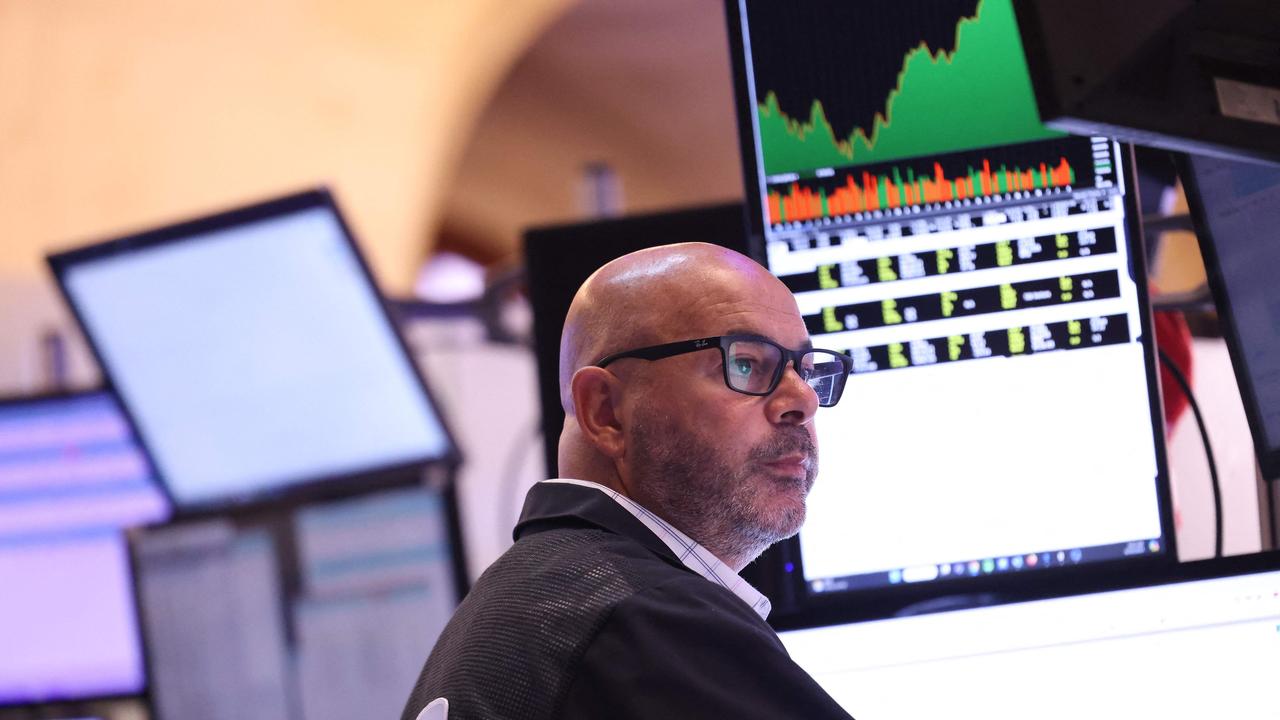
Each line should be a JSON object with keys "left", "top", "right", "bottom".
{"left": 437, "top": 0, "right": 747, "bottom": 266}
{"left": 0, "top": 0, "right": 572, "bottom": 295}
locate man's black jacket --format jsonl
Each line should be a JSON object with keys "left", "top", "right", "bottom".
{"left": 400, "top": 481, "right": 853, "bottom": 720}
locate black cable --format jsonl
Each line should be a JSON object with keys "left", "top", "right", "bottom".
{"left": 1158, "top": 347, "right": 1223, "bottom": 558}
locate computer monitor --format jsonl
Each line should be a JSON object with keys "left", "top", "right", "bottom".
{"left": 1179, "top": 153, "right": 1280, "bottom": 546}
{"left": 724, "top": 0, "right": 1175, "bottom": 619}
{"left": 131, "top": 486, "right": 464, "bottom": 720}
{"left": 0, "top": 391, "right": 167, "bottom": 707}
{"left": 47, "top": 190, "right": 459, "bottom": 515}
{"left": 779, "top": 551, "right": 1280, "bottom": 718}
{"left": 523, "top": 204, "right": 749, "bottom": 477}
{"left": 1015, "top": 0, "right": 1280, "bottom": 166}
{"left": 131, "top": 520, "right": 294, "bottom": 720}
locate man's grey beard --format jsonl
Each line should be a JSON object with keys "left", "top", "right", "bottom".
{"left": 630, "top": 416, "right": 818, "bottom": 569}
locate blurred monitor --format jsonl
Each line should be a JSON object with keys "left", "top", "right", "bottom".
{"left": 1180, "top": 154, "right": 1280, "bottom": 487}
{"left": 0, "top": 391, "right": 167, "bottom": 707}
{"left": 132, "top": 486, "right": 464, "bottom": 720}
{"left": 47, "top": 190, "right": 458, "bottom": 515}
{"left": 1015, "top": 0, "right": 1280, "bottom": 165}
{"left": 131, "top": 521, "right": 293, "bottom": 720}
{"left": 725, "top": 0, "right": 1175, "bottom": 619}
{"left": 523, "top": 204, "right": 749, "bottom": 477}
{"left": 780, "top": 552, "right": 1280, "bottom": 718}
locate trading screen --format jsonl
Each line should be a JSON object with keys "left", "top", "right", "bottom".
{"left": 0, "top": 392, "right": 167, "bottom": 704}
{"left": 734, "top": 0, "right": 1168, "bottom": 594}
{"left": 134, "top": 487, "right": 457, "bottom": 720}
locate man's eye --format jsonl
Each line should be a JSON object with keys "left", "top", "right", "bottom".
{"left": 730, "top": 357, "right": 758, "bottom": 376}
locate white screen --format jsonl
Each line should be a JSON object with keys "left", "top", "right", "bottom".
{"left": 61, "top": 204, "right": 452, "bottom": 508}
{"left": 735, "top": 0, "right": 1167, "bottom": 590}
{"left": 134, "top": 522, "right": 294, "bottom": 720}
{"left": 781, "top": 566, "right": 1280, "bottom": 719}
{"left": 764, "top": 144, "right": 1165, "bottom": 591}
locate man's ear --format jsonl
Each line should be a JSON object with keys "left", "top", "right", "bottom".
{"left": 570, "top": 366, "right": 627, "bottom": 459}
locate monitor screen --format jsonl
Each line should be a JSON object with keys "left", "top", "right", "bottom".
{"left": 132, "top": 521, "right": 295, "bottom": 720}
{"left": 132, "top": 487, "right": 463, "bottom": 720}
{"left": 0, "top": 391, "right": 167, "bottom": 706}
{"left": 1180, "top": 154, "right": 1280, "bottom": 479}
{"left": 48, "top": 190, "right": 457, "bottom": 513}
{"left": 725, "top": 0, "right": 1172, "bottom": 607}
{"left": 780, "top": 554, "right": 1280, "bottom": 718}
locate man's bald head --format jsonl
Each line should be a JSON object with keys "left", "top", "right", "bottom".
{"left": 553, "top": 241, "right": 822, "bottom": 570}
{"left": 558, "top": 242, "right": 787, "bottom": 414}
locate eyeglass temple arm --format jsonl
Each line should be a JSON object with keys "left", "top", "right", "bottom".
{"left": 596, "top": 337, "right": 720, "bottom": 367}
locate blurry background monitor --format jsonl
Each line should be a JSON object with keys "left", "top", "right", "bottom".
{"left": 47, "top": 190, "right": 458, "bottom": 515}
{"left": 132, "top": 486, "right": 463, "bottom": 720}
{"left": 778, "top": 550, "right": 1280, "bottom": 718}
{"left": 1179, "top": 152, "right": 1280, "bottom": 545}
{"left": 725, "top": 0, "right": 1174, "bottom": 617}
{"left": 1014, "top": 0, "right": 1280, "bottom": 165}
{"left": 0, "top": 390, "right": 167, "bottom": 707}
{"left": 523, "top": 203, "right": 748, "bottom": 477}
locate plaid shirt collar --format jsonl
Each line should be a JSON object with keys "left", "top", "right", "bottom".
{"left": 540, "top": 479, "right": 772, "bottom": 620}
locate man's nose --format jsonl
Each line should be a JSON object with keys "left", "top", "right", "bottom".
{"left": 766, "top": 362, "right": 819, "bottom": 426}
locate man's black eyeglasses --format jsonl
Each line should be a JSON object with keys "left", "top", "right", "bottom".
{"left": 595, "top": 334, "right": 853, "bottom": 407}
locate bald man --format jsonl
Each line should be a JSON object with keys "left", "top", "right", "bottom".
{"left": 402, "top": 243, "right": 855, "bottom": 720}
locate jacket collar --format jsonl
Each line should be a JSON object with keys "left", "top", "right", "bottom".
{"left": 514, "top": 479, "right": 685, "bottom": 569}
{"left": 514, "top": 479, "right": 773, "bottom": 620}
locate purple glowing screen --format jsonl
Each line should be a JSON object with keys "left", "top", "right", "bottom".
{"left": 0, "top": 391, "right": 167, "bottom": 705}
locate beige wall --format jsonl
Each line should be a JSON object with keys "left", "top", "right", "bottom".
{"left": 0, "top": 0, "right": 572, "bottom": 294}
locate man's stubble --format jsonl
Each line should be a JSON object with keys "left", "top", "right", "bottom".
{"left": 629, "top": 406, "right": 818, "bottom": 567}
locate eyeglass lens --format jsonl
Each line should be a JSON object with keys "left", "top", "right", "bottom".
{"left": 725, "top": 339, "right": 847, "bottom": 406}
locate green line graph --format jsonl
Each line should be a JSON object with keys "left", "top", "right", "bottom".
{"left": 756, "top": 0, "right": 1064, "bottom": 177}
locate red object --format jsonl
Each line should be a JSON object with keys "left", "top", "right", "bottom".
{"left": 767, "top": 156, "right": 1075, "bottom": 223}
{"left": 1154, "top": 308, "right": 1194, "bottom": 433}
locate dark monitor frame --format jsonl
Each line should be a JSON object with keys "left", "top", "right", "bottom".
{"left": 723, "top": 0, "right": 1178, "bottom": 625}
{"left": 0, "top": 388, "right": 157, "bottom": 711}
{"left": 45, "top": 189, "right": 463, "bottom": 521}
{"left": 1177, "top": 153, "right": 1280, "bottom": 482}
{"left": 126, "top": 477, "right": 470, "bottom": 720}
{"left": 1013, "top": 0, "right": 1280, "bottom": 166}
{"left": 777, "top": 547, "right": 1280, "bottom": 634}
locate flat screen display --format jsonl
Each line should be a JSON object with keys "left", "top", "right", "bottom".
{"left": 48, "top": 191, "right": 456, "bottom": 513}
{"left": 0, "top": 391, "right": 167, "bottom": 706}
{"left": 726, "top": 0, "right": 1172, "bottom": 605}
{"left": 132, "top": 487, "right": 463, "bottom": 720}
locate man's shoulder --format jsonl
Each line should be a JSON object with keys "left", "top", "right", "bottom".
{"left": 474, "top": 523, "right": 697, "bottom": 620}
{"left": 559, "top": 566, "right": 854, "bottom": 719}
{"left": 400, "top": 525, "right": 695, "bottom": 720}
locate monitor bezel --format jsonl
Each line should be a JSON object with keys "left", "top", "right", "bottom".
{"left": 1176, "top": 153, "right": 1280, "bottom": 481}
{"left": 1013, "top": 0, "right": 1280, "bottom": 167}
{"left": 45, "top": 189, "right": 463, "bottom": 520}
{"left": 0, "top": 387, "right": 157, "bottom": 710}
{"left": 723, "top": 0, "right": 1178, "bottom": 624}
{"left": 776, "top": 547, "right": 1280, "bottom": 634}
